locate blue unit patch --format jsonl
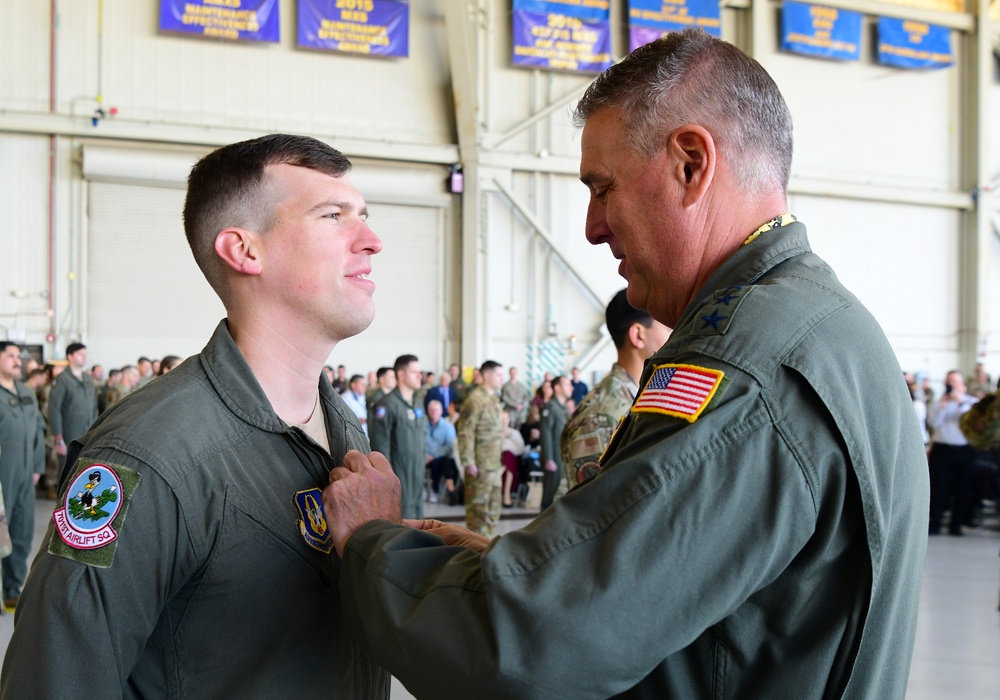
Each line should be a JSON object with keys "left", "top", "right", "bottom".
{"left": 414, "top": 407, "right": 424, "bottom": 419}
{"left": 293, "top": 488, "right": 333, "bottom": 554}
{"left": 54, "top": 465, "right": 125, "bottom": 549}
{"left": 375, "top": 406, "right": 387, "bottom": 419}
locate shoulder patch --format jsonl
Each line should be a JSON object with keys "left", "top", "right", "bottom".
{"left": 49, "top": 462, "right": 141, "bottom": 568}
{"left": 375, "top": 406, "right": 387, "bottom": 419}
{"left": 690, "top": 285, "right": 754, "bottom": 336}
{"left": 632, "top": 364, "right": 725, "bottom": 423}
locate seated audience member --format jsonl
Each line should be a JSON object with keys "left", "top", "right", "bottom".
{"left": 424, "top": 400, "right": 459, "bottom": 504}
{"left": 501, "top": 412, "right": 525, "bottom": 507}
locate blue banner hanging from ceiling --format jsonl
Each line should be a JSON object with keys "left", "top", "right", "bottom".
{"left": 781, "top": 1, "right": 862, "bottom": 61}
{"left": 877, "top": 17, "right": 953, "bottom": 69}
{"left": 159, "top": 0, "right": 280, "bottom": 43}
{"left": 512, "top": 0, "right": 612, "bottom": 74}
{"left": 298, "top": 0, "right": 409, "bottom": 57}
{"left": 627, "top": 0, "right": 721, "bottom": 52}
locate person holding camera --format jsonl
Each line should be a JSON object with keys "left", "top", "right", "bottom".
{"left": 928, "top": 370, "right": 979, "bottom": 535}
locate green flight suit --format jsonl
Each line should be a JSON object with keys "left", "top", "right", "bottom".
{"left": 369, "top": 388, "right": 426, "bottom": 519}
{"left": 1, "top": 321, "right": 388, "bottom": 699}
{"left": 457, "top": 386, "right": 504, "bottom": 536}
{"left": 47, "top": 369, "right": 98, "bottom": 444}
{"left": 336, "top": 221, "right": 928, "bottom": 699}
{"left": 538, "top": 398, "right": 568, "bottom": 508}
{"left": 0, "top": 381, "right": 45, "bottom": 599}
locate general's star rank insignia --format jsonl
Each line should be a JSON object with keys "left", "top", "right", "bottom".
{"left": 293, "top": 488, "right": 333, "bottom": 554}
{"left": 49, "top": 461, "right": 141, "bottom": 568}
{"left": 690, "top": 286, "right": 754, "bottom": 336}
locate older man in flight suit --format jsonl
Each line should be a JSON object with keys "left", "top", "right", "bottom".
{"left": 323, "top": 30, "right": 928, "bottom": 700}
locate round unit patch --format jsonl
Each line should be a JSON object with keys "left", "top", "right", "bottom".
{"left": 53, "top": 464, "right": 124, "bottom": 550}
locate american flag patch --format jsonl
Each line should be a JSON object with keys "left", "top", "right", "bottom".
{"left": 632, "top": 364, "right": 724, "bottom": 422}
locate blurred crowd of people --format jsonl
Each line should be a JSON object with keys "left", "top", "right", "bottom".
{"left": 906, "top": 363, "right": 1000, "bottom": 535}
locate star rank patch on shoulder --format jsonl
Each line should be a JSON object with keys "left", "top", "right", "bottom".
{"left": 49, "top": 461, "right": 141, "bottom": 568}
{"left": 690, "top": 286, "right": 754, "bottom": 336}
{"left": 632, "top": 364, "right": 725, "bottom": 423}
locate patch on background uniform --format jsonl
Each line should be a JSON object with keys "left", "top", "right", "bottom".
{"left": 690, "top": 286, "right": 754, "bottom": 337}
{"left": 375, "top": 406, "right": 387, "bottom": 419}
{"left": 293, "top": 488, "right": 333, "bottom": 554}
{"left": 413, "top": 407, "right": 424, "bottom": 419}
{"left": 49, "top": 462, "right": 141, "bottom": 568}
{"left": 576, "top": 461, "right": 602, "bottom": 483}
{"left": 632, "top": 364, "right": 725, "bottom": 423}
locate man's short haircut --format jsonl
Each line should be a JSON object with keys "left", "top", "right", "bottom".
{"left": 551, "top": 375, "right": 567, "bottom": 392}
{"left": 138, "top": 356, "right": 151, "bottom": 365}
{"left": 349, "top": 374, "right": 364, "bottom": 384}
{"left": 426, "top": 399, "right": 443, "bottom": 412}
{"left": 66, "top": 342, "right": 86, "bottom": 356}
{"left": 606, "top": 288, "right": 654, "bottom": 349}
{"left": 108, "top": 368, "right": 122, "bottom": 379}
{"left": 376, "top": 366, "right": 392, "bottom": 380}
{"left": 0, "top": 341, "right": 18, "bottom": 354}
{"left": 573, "top": 28, "right": 793, "bottom": 195}
{"left": 480, "top": 360, "right": 502, "bottom": 374}
{"left": 183, "top": 134, "right": 353, "bottom": 301}
{"left": 394, "top": 354, "right": 419, "bottom": 373}
{"left": 29, "top": 368, "right": 48, "bottom": 381}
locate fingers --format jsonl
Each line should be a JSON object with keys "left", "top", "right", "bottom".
{"left": 403, "top": 518, "right": 445, "bottom": 531}
{"left": 367, "top": 451, "right": 394, "bottom": 475}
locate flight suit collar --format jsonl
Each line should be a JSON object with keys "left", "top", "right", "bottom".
{"left": 199, "top": 320, "right": 342, "bottom": 435}
{"left": 674, "top": 221, "right": 811, "bottom": 335}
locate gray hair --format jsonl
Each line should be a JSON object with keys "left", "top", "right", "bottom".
{"left": 573, "top": 29, "right": 793, "bottom": 195}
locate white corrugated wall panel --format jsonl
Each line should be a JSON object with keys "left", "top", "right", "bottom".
{"left": 86, "top": 181, "right": 225, "bottom": 367}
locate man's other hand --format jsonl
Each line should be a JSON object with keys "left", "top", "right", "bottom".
{"left": 404, "top": 519, "right": 491, "bottom": 553}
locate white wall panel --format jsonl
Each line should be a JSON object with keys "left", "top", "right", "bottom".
{"left": 790, "top": 194, "right": 961, "bottom": 381}
{"left": 767, "top": 24, "right": 959, "bottom": 191}
{"left": 0, "top": 1, "right": 454, "bottom": 147}
{"left": 987, "top": 226, "right": 1000, "bottom": 377}
{"left": 0, "top": 135, "right": 52, "bottom": 344}
{"left": 86, "top": 181, "right": 225, "bottom": 368}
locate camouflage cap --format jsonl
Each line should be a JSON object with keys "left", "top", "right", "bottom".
{"left": 959, "top": 391, "right": 1000, "bottom": 450}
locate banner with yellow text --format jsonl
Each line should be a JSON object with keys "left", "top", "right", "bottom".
{"left": 298, "top": 0, "right": 409, "bottom": 57}
{"left": 159, "top": 0, "right": 280, "bottom": 42}
{"left": 512, "top": 0, "right": 612, "bottom": 73}
{"left": 628, "top": 0, "right": 721, "bottom": 52}
{"left": 781, "top": 1, "right": 862, "bottom": 61}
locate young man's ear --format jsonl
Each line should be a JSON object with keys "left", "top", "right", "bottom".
{"left": 214, "top": 228, "right": 263, "bottom": 276}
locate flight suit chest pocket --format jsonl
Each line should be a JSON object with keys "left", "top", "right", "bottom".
{"left": 220, "top": 486, "right": 337, "bottom": 588}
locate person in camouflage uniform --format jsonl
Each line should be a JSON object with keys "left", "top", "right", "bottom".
{"left": 457, "top": 360, "right": 505, "bottom": 536}
{"left": 561, "top": 290, "right": 672, "bottom": 489}
{"left": 500, "top": 367, "right": 530, "bottom": 429}
{"left": 960, "top": 385, "right": 1000, "bottom": 450}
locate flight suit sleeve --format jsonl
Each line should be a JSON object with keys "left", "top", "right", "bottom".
{"left": 339, "top": 366, "right": 829, "bottom": 700}
{"left": 47, "top": 379, "right": 65, "bottom": 437}
{"left": 0, "top": 451, "right": 199, "bottom": 698}
{"left": 456, "top": 398, "right": 479, "bottom": 466}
